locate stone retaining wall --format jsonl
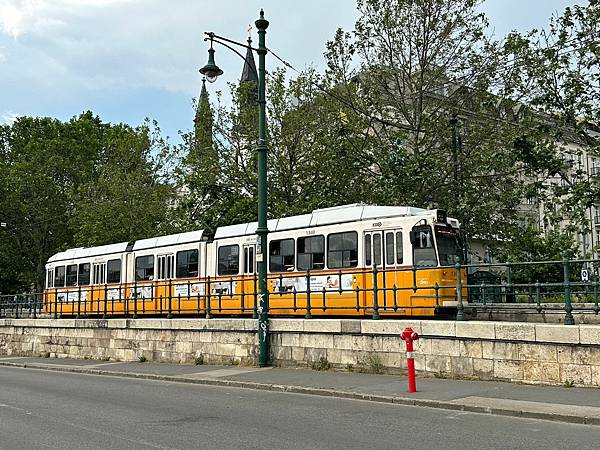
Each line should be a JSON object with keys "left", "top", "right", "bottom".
{"left": 0, "top": 318, "right": 599, "bottom": 387}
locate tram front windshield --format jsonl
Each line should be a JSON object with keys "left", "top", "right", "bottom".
{"left": 435, "top": 226, "right": 462, "bottom": 266}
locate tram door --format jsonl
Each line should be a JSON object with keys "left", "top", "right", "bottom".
{"left": 242, "top": 244, "right": 256, "bottom": 314}
{"left": 365, "top": 229, "right": 404, "bottom": 313}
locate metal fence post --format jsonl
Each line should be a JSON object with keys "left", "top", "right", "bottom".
{"left": 372, "top": 265, "right": 380, "bottom": 320}
{"left": 563, "top": 256, "right": 575, "bottom": 325}
{"left": 455, "top": 262, "right": 465, "bottom": 321}
{"left": 305, "top": 270, "right": 312, "bottom": 319}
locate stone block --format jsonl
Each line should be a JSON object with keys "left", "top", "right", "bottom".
{"left": 269, "top": 319, "right": 303, "bottom": 332}
{"left": 413, "top": 354, "right": 426, "bottom": 371}
{"left": 451, "top": 356, "right": 473, "bottom": 376}
{"left": 592, "top": 366, "right": 600, "bottom": 387}
{"left": 327, "top": 348, "right": 358, "bottom": 366}
{"left": 271, "top": 345, "right": 291, "bottom": 361}
{"left": 332, "top": 334, "right": 381, "bottom": 352}
{"left": 518, "top": 343, "right": 557, "bottom": 362}
{"left": 430, "top": 339, "right": 459, "bottom": 357}
{"left": 304, "top": 347, "right": 327, "bottom": 363}
{"left": 482, "top": 341, "right": 519, "bottom": 360}
{"left": 361, "top": 320, "right": 421, "bottom": 336}
{"left": 380, "top": 336, "right": 405, "bottom": 354}
{"left": 522, "top": 361, "right": 560, "bottom": 383}
{"left": 459, "top": 340, "right": 482, "bottom": 359}
{"left": 340, "top": 320, "right": 362, "bottom": 334}
{"left": 493, "top": 360, "right": 523, "bottom": 380}
{"left": 280, "top": 333, "right": 300, "bottom": 347}
{"left": 425, "top": 355, "right": 452, "bottom": 373}
{"left": 536, "top": 324, "right": 579, "bottom": 344}
{"left": 560, "top": 364, "right": 592, "bottom": 385}
{"left": 303, "top": 320, "right": 341, "bottom": 333}
{"left": 455, "top": 322, "right": 495, "bottom": 339}
{"left": 291, "top": 346, "right": 304, "bottom": 362}
{"left": 495, "top": 323, "right": 535, "bottom": 341}
{"left": 413, "top": 337, "right": 431, "bottom": 355}
{"left": 420, "top": 321, "right": 455, "bottom": 337}
{"left": 473, "top": 359, "right": 493, "bottom": 378}
{"left": 299, "top": 333, "right": 334, "bottom": 349}
{"left": 578, "top": 325, "right": 600, "bottom": 345}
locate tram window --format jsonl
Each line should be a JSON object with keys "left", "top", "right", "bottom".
{"left": 135, "top": 255, "right": 155, "bottom": 281}
{"left": 365, "top": 234, "right": 372, "bottom": 266}
{"left": 66, "top": 264, "right": 78, "bottom": 286}
{"left": 54, "top": 266, "right": 65, "bottom": 287}
{"left": 176, "top": 250, "right": 199, "bottom": 278}
{"left": 396, "top": 231, "right": 403, "bottom": 264}
{"left": 297, "top": 235, "right": 325, "bottom": 271}
{"left": 218, "top": 245, "right": 239, "bottom": 275}
{"left": 78, "top": 263, "right": 90, "bottom": 286}
{"left": 373, "top": 233, "right": 382, "bottom": 266}
{"left": 412, "top": 225, "right": 437, "bottom": 267}
{"left": 243, "top": 246, "right": 255, "bottom": 274}
{"left": 270, "top": 238, "right": 295, "bottom": 272}
{"left": 157, "top": 254, "right": 174, "bottom": 280}
{"left": 93, "top": 263, "right": 106, "bottom": 285}
{"left": 327, "top": 231, "right": 358, "bottom": 269}
{"left": 46, "top": 269, "right": 54, "bottom": 289}
{"left": 107, "top": 259, "right": 121, "bottom": 284}
{"left": 386, "top": 232, "right": 395, "bottom": 266}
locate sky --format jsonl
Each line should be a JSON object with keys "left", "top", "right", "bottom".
{"left": 0, "top": 0, "right": 588, "bottom": 143}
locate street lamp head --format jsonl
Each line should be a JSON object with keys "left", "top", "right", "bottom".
{"left": 199, "top": 39, "right": 223, "bottom": 83}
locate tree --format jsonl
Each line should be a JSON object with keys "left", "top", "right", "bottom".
{"left": 0, "top": 113, "right": 176, "bottom": 292}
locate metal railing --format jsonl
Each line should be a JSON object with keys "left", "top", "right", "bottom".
{"left": 2, "top": 257, "right": 599, "bottom": 325}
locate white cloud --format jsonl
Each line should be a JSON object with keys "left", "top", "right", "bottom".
{"left": 2, "top": 110, "right": 20, "bottom": 124}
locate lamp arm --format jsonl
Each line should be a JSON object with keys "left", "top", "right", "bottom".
{"left": 205, "top": 32, "right": 259, "bottom": 52}
{"left": 205, "top": 36, "right": 259, "bottom": 80}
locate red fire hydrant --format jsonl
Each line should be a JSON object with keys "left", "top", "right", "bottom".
{"left": 400, "top": 327, "right": 419, "bottom": 393}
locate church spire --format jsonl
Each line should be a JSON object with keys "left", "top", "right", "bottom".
{"left": 240, "top": 35, "right": 258, "bottom": 84}
{"left": 195, "top": 77, "right": 210, "bottom": 125}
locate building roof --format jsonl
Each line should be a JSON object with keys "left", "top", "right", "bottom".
{"left": 214, "top": 203, "right": 429, "bottom": 239}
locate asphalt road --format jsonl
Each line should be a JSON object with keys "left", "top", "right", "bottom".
{"left": 0, "top": 366, "right": 597, "bottom": 450}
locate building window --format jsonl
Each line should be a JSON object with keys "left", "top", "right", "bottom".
{"left": 269, "top": 238, "right": 295, "bottom": 272}
{"left": 54, "top": 266, "right": 65, "bottom": 288}
{"left": 327, "top": 231, "right": 358, "bottom": 269}
{"left": 218, "top": 245, "right": 239, "bottom": 276}
{"left": 176, "top": 250, "right": 199, "bottom": 279}
{"left": 66, "top": 264, "right": 78, "bottom": 286}
{"left": 107, "top": 259, "right": 121, "bottom": 284}
{"left": 297, "top": 235, "right": 325, "bottom": 271}
{"left": 135, "top": 255, "right": 154, "bottom": 281}
{"left": 78, "top": 263, "right": 90, "bottom": 286}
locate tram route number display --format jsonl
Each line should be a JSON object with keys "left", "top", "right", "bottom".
{"left": 273, "top": 274, "right": 353, "bottom": 293}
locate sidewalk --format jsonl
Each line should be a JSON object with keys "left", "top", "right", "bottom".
{"left": 1, "top": 355, "right": 599, "bottom": 425}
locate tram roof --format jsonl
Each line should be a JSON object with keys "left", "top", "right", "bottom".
{"left": 214, "top": 204, "right": 429, "bottom": 239}
{"left": 48, "top": 242, "right": 130, "bottom": 263}
{"left": 132, "top": 230, "right": 205, "bottom": 251}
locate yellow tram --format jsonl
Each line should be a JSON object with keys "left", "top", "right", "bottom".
{"left": 43, "top": 204, "right": 466, "bottom": 317}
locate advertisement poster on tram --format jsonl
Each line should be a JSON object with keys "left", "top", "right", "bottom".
{"left": 174, "top": 282, "right": 205, "bottom": 297}
{"left": 273, "top": 274, "right": 353, "bottom": 293}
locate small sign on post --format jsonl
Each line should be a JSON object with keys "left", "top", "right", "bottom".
{"left": 581, "top": 268, "right": 590, "bottom": 283}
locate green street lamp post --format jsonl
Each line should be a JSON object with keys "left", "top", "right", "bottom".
{"left": 200, "top": 10, "right": 270, "bottom": 367}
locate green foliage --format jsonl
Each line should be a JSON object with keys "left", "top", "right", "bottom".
{"left": 0, "top": 112, "right": 175, "bottom": 293}
{"left": 310, "top": 356, "right": 331, "bottom": 371}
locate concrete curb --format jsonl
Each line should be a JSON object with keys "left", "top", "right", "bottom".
{"left": 0, "top": 360, "right": 598, "bottom": 426}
